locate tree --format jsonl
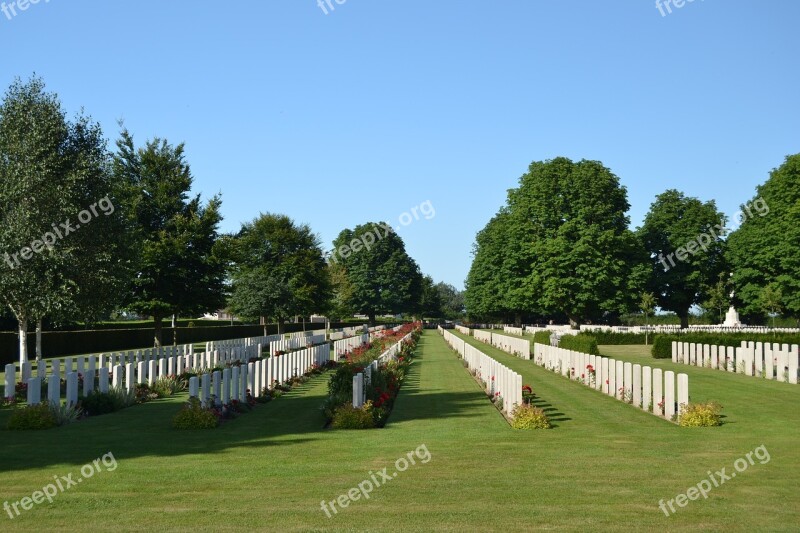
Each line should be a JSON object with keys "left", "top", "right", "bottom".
{"left": 638, "top": 190, "right": 727, "bottom": 329}
{"left": 639, "top": 292, "right": 656, "bottom": 345}
{"left": 418, "top": 275, "right": 443, "bottom": 319}
{"left": 435, "top": 282, "right": 465, "bottom": 320}
{"left": 114, "top": 129, "right": 226, "bottom": 346}
{"left": 0, "top": 77, "right": 130, "bottom": 364}
{"left": 227, "top": 213, "right": 331, "bottom": 333}
{"left": 508, "top": 157, "right": 644, "bottom": 327}
{"left": 702, "top": 274, "right": 730, "bottom": 324}
{"left": 332, "top": 222, "right": 422, "bottom": 325}
{"left": 759, "top": 283, "right": 783, "bottom": 330}
{"left": 727, "top": 154, "right": 800, "bottom": 323}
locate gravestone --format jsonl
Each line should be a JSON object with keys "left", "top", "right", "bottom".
{"left": 99, "top": 367, "right": 109, "bottom": 393}
{"left": 112, "top": 365, "right": 123, "bottom": 389}
{"left": 83, "top": 367, "right": 94, "bottom": 396}
{"left": 677, "top": 373, "right": 689, "bottom": 417}
{"left": 664, "top": 371, "right": 675, "bottom": 420}
{"left": 231, "top": 367, "right": 240, "bottom": 402}
{"left": 652, "top": 369, "right": 663, "bottom": 416}
{"left": 222, "top": 369, "right": 231, "bottom": 404}
{"left": 615, "top": 360, "right": 624, "bottom": 399}
{"left": 212, "top": 371, "right": 221, "bottom": 405}
{"left": 632, "top": 364, "right": 642, "bottom": 408}
{"left": 623, "top": 362, "right": 632, "bottom": 402}
{"left": 353, "top": 373, "right": 364, "bottom": 408}
{"left": 137, "top": 361, "right": 146, "bottom": 385}
{"left": 608, "top": 358, "right": 616, "bottom": 397}
{"left": 4, "top": 364, "right": 14, "bottom": 399}
{"left": 48, "top": 375, "right": 60, "bottom": 406}
{"left": 642, "top": 366, "right": 652, "bottom": 411}
{"left": 27, "top": 377, "right": 41, "bottom": 405}
{"left": 201, "top": 373, "right": 211, "bottom": 404}
{"left": 188, "top": 376, "right": 199, "bottom": 398}
{"left": 66, "top": 372, "right": 79, "bottom": 407}
{"left": 148, "top": 360, "right": 157, "bottom": 386}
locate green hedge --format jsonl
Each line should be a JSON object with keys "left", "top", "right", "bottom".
{"left": 558, "top": 333, "right": 600, "bottom": 355}
{"left": 533, "top": 331, "right": 552, "bottom": 346}
{"left": 651, "top": 332, "right": 800, "bottom": 359}
{"left": 588, "top": 331, "right": 650, "bottom": 345}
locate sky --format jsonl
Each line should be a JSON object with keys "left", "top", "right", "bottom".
{"left": 1, "top": 0, "right": 798, "bottom": 290}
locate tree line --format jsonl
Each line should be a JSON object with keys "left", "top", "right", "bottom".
{"left": 0, "top": 77, "right": 462, "bottom": 364}
{"left": 465, "top": 156, "right": 799, "bottom": 328}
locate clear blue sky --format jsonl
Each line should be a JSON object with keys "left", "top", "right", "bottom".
{"left": 2, "top": 1, "right": 798, "bottom": 290}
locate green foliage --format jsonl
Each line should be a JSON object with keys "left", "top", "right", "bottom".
{"left": 331, "top": 222, "right": 423, "bottom": 324}
{"left": 331, "top": 404, "right": 375, "bottom": 429}
{"left": 113, "top": 129, "right": 226, "bottom": 346}
{"left": 50, "top": 403, "right": 83, "bottom": 426}
{"left": 679, "top": 402, "right": 723, "bottom": 427}
{"left": 558, "top": 334, "right": 600, "bottom": 355}
{"left": 651, "top": 332, "right": 800, "bottom": 358}
{"left": 533, "top": 331, "right": 552, "bottom": 346}
{"left": 638, "top": 190, "right": 727, "bottom": 328}
{"left": 727, "top": 154, "right": 800, "bottom": 321}
{"left": 435, "top": 282, "right": 465, "bottom": 320}
{"left": 152, "top": 376, "right": 187, "bottom": 398}
{"left": 172, "top": 397, "right": 219, "bottom": 429}
{"left": 419, "top": 275, "right": 443, "bottom": 318}
{"left": 227, "top": 213, "right": 332, "bottom": 325}
{"left": 82, "top": 391, "right": 117, "bottom": 416}
{"left": 510, "top": 404, "right": 551, "bottom": 430}
{"left": 466, "top": 157, "right": 646, "bottom": 325}
{"left": 7, "top": 403, "right": 57, "bottom": 430}
{"left": 588, "top": 331, "right": 649, "bottom": 345}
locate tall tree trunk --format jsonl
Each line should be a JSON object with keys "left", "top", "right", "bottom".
{"left": 18, "top": 316, "right": 28, "bottom": 366}
{"left": 36, "top": 319, "right": 43, "bottom": 362}
{"left": 153, "top": 314, "right": 163, "bottom": 347}
{"left": 277, "top": 318, "right": 285, "bottom": 335}
{"left": 515, "top": 313, "right": 522, "bottom": 327}
{"left": 568, "top": 316, "right": 581, "bottom": 330}
{"left": 368, "top": 312, "right": 376, "bottom": 327}
{"left": 678, "top": 310, "right": 689, "bottom": 330}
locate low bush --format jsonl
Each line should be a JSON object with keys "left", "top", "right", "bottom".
{"left": 82, "top": 391, "right": 117, "bottom": 416}
{"left": 679, "top": 402, "right": 723, "bottom": 427}
{"left": 332, "top": 404, "right": 375, "bottom": 429}
{"left": 50, "top": 403, "right": 83, "bottom": 426}
{"left": 589, "top": 331, "right": 650, "bottom": 345}
{"left": 532, "top": 331, "right": 552, "bottom": 346}
{"left": 172, "top": 397, "right": 219, "bottom": 429}
{"left": 7, "top": 403, "right": 58, "bottom": 430}
{"left": 511, "top": 404, "right": 551, "bottom": 430}
{"left": 651, "top": 336, "right": 674, "bottom": 359}
{"left": 152, "top": 375, "right": 187, "bottom": 398}
{"left": 558, "top": 334, "right": 600, "bottom": 355}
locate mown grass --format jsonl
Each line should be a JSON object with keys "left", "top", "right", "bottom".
{"left": 0, "top": 332, "right": 797, "bottom": 531}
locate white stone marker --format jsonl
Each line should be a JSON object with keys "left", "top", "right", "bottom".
{"left": 112, "top": 365, "right": 123, "bottom": 389}
{"left": 789, "top": 345, "right": 799, "bottom": 385}
{"left": 608, "top": 358, "right": 616, "bottom": 397}
{"left": 353, "top": 373, "right": 364, "bottom": 408}
{"left": 623, "top": 362, "right": 632, "bottom": 402}
{"left": 248, "top": 362, "right": 256, "bottom": 396}
{"left": 48, "top": 374, "right": 60, "bottom": 406}
{"left": 201, "top": 373, "right": 211, "bottom": 404}
{"left": 83, "top": 367, "right": 94, "bottom": 396}
{"left": 677, "top": 373, "right": 689, "bottom": 418}
{"left": 27, "top": 377, "right": 41, "bottom": 405}
{"left": 65, "top": 357, "right": 73, "bottom": 374}
{"left": 137, "top": 361, "right": 146, "bottom": 385}
{"left": 4, "top": 364, "right": 14, "bottom": 400}
{"left": 664, "top": 371, "right": 676, "bottom": 420}
{"left": 231, "top": 367, "right": 240, "bottom": 401}
{"left": 240, "top": 365, "right": 249, "bottom": 399}
{"left": 671, "top": 341, "right": 678, "bottom": 363}
{"left": 125, "top": 363, "right": 135, "bottom": 391}
{"left": 642, "top": 366, "right": 652, "bottom": 411}
{"left": 212, "top": 371, "right": 221, "bottom": 402}
{"left": 652, "top": 368, "right": 663, "bottom": 416}
{"left": 77, "top": 357, "right": 85, "bottom": 378}
{"left": 66, "top": 372, "right": 79, "bottom": 407}
{"left": 632, "top": 364, "right": 642, "bottom": 408}
{"left": 52, "top": 359, "right": 61, "bottom": 379}
{"left": 615, "top": 360, "right": 624, "bottom": 399}
{"left": 158, "top": 358, "right": 166, "bottom": 380}
{"left": 87, "top": 356, "right": 96, "bottom": 381}
{"left": 148, "top": 360, "right": 157, "bottom": 386}
{"left": 253, "top": 361, "right": 261, "bottom": 398}
{"left": 755, "top": 342, "right": 763, "bottom": 376}
{"left": 222, "top": 369, "right": 231, "bottom": 404}
{"left": 99, "top": 367, "right": 109, "bottom": 393}
{"left": 711, "top": 345, "right": 718, "bottom": 370}
{"left": 189, "top": 376, "right": 199, "bottom": 398}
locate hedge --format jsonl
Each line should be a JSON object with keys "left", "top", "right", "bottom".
{"left": 533, "top": 331, "right": 552, "bottom": 346}
{"left": 588, "top": 331, "right": 650, "bottom": 345}
{"left": 651, "top": 332, "right": 800, "bottom": 359}
{"left": 558, "top": 333, "right": 600, "bottom": 355}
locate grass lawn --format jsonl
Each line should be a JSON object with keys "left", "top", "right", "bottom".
{"left": 0, "top": 331, "right": 798, "bottom": 531}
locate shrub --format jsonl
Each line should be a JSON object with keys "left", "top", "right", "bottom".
{"left": 332, "top": 404, "right": 375, "bottom": 429}
{"left": 533, "top": 331, "right": 552, "bottom": 346}
{"left": 511, "top": 404, "right": 551, "bottom": 430}
{"left": 7, "top": 403, "right": 57, "bottom": 430}
{"left": 679, "top": 402, "right": 722, "bottom": 427}
{"left": 107, "top": 387, "right": 137, "bottom": 409}
{"left": 50, "top": 403, "right": 83, "bottom": 426}
{"left": 82, "top": 391, "right": 117, "bottom": 416}
{"left": 589, "top": 331, "right": 649, "bottom": 345}
{"left": 152, "top": 375, "right": 187, "bottom": 398}
{"left": 651, "top": 336, "right": 674, "bottom": 359}
{"left": 558, "top": 334, "right": 600, "bottom": 355}
{"left": 172, "top": 397, "right": 219, "bottom": 429}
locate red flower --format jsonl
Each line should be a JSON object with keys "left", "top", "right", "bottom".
{"left": 491, "top": 376, "right": 495, "bottom": 381}
{"left": 581, "top": 374, "right": 585, "bottom": 379}
{"left": 605, "top": 380, "right": 609, "bottom": 385}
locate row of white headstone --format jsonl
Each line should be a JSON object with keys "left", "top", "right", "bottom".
{"left": 473, "top": 329, "right": 492, "bottom": 344}
{"left": 288, "top": 329, "right": 327, "bottom": 340}
{"left": 333, "top": 334, "right": 371, "bottom": 359}
{"left": 440, "top": 328, "right": 522, "bottom": 413}
{"left": 455, "top": 325, "right": 471, "bottom": 335}
{"left": 534, "top": 343, "right": 689, "bottom": 420}
{"left": 503, "top": 326, "right": 524, "bottom": 336}
{"left": 352, "top": 329, "right": 416, "bottom": 408}
{"left": 672, "top": 341, "right": 799, "bottom": 383}
{"left": 269, "top": 335, "right": 326, "bottom": 356}
{"left": 190, "top": 343, "right": 332, "bottom": 407}
{"left": 208, "top": 335, "right": 281, "bottom": 353}
{"left": 488, "top": 332, "right": 531, "bottom": 360}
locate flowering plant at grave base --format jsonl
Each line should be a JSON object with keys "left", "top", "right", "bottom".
{"left": 511, "top": 404, "right": 552, "bottom": 430}
{"left": 172, "top": 397, "right": 220, "bottom": 430}
{"left": 15, "top": 381, "right": 28, "bottom": 402}
{"left": 679, "top": 402, "right": 723, "bottom": 427}
{"left": 619, "top": 387, "right": 633, "bottom": 404}
{"left": 657, "top": 399, "right": 665, "bottom": 415}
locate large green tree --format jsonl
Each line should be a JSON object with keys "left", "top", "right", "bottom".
{"left": 727, "top": 154, "right": 800, "bottom": 323}
{"left": 227, "top": 213, "right": 331, "bottom": 333}
{"left": 0, "top": 77, "right": 130, "bottom": 364}
{"left": 509, "top": 157, "right": 644, "bottom": 327}
{"left": 638, "top": 190, "right": 727, "bottom": 329}
{"left": 114, "top": 129, "right": 226, "bottom": 346}
{"left": 418, "top": 275, "right": 443, "bottom": 319}
{"left": 435, "top": 282, "right": 465, "bottom": 320}
{"left": 332, "top": 222, "right": 422, "bottom": 325}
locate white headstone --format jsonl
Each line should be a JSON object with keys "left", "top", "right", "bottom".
{"left": 4, "top": 364, "right": 14, "bottom": 400}
{"left": 677, "top": 373, "right": 689, "bottom": 418}
{"left": 664, "top": 371, "right": 676, "bottom": 420}
{"left": 48, "top": 374, "right": 60, "bottom": 406}
{"left": 189, "top": 376, "right": 199, "bottom": 397}
{"left": 27, "top": 377, "right": 41, "bottom": 405}
{"left": 632, "top": 364, "right": 642, "bottom": 408}
{"left": 99, "top": 367, "right": 109, "bottom": 393}
{"left": 652, "top": 368, "right": 663, "bottom": 416}
{"left": 222, "top": 368, "right": 231, "bottom": 404}
{"left": 642, "top": 366, "right": 652, "bottom": 411}
{"left": 66, "top": 372, "right": 79, "bottom": 407}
